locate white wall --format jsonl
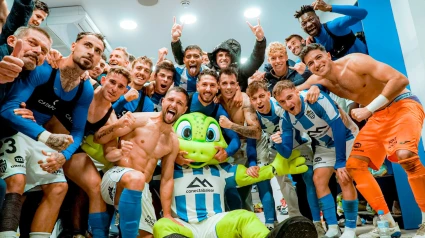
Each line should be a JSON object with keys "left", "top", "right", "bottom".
{"left": 390, "top": 0, "right": 425, "bottom": 147}
{"left": 316, "top": 0, "right": 357, "bottom": 23}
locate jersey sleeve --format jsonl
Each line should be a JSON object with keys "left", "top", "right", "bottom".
{"left": 142, "top": 96, "right": 154, "bottom": 112}
{"left": 327, "top": 5, "right": 368, "bottom": 36}
{"left": 0, "top": 66, "right": 51, "bottom": 140}
{"left": 246, "top": 138, "right": 257, "bottom": 167}
{"left": 330, "top": 117, "right": 348, "bottom": 169}
{"left": 221, "top": 163, "right": 238, "bottom": 191}
{"left": 309, "top": 92, "right": 340, "bottom": 125}
{"left": 215, "top": 106, "right": 241, "bottom": 157}
{"left": 62, "top": 80, "right": 94, "bottom": 160}
{"left": 274, "top": 117, "right": 294, "bottom": 158}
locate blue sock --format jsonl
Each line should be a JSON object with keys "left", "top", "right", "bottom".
{"left": 302, "top": 166, "right": 321, "bottom": 222}
{"left": 257, "top": 180, "right": 276, "bottom": 224}
{"left": 319, "top": 193, "right": 337, "bottom": 225}
{"left": 342, "top": 199, "right": 358, "bottom": 229}
{"left": 0, "top": 178, "right": 5, "bottom": 209}
{"left": 88, "top": 212, "right": 110, "bottom": 238}
{"left": 119, "top": 188, "right": 142, "bottom": 238}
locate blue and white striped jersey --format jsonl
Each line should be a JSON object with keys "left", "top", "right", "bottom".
{"left": 256, "top": 98, "right": 307, "bottom": 148}
{"left": 171, "top": 163, "right": 237, "bottom": 223}
{"left": 174, "top": 65, "right": 209, "bottom": 95}
{"left": 280, "top": 91, "right": 355, "bottom": 148}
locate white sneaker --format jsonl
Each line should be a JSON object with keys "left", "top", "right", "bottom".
{"left": 321, "top": 226, "right": 341, "bottom": 238}
{"left": 358, "top": 222, "right": 401, "bottom": 238}
{"left": 413, "top": 222, "right": 425, "bottom": 238}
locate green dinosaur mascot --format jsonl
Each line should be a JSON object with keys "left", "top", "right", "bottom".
{"left": 153, "top": 113, "right": 314, "bottom": 238}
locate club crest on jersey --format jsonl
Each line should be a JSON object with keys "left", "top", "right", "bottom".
{"left": 306, "top": 110, "right": 315, "bottom": 119}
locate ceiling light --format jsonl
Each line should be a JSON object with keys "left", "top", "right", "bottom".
{"left": 180, "top": 14, "right": 197, "bottom": 24}
{"left": 244, "top": 8, "right": 261, "bottom": 18}
{"left": 240, "top": 57, "right": 247, "bottom": 64}
{"left": 120, "top": 20, "right": 137, "bottom": 30}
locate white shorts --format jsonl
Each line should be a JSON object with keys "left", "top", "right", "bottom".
{"left": 313, "top": 139, "right": 356, "bottom": 170}
{"left": 0, "top": 132, "right": 66, "bottom": 192}
{"left": 176, "top": 212, "right": 228, "bottom": 238}
{"left": 101, "top": 166, "right": 157, "bottom": 233}
{"left": 257, "top": 133, "right": 314, "bottom": 168}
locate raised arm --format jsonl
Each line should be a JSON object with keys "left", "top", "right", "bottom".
{"left": 170, "top": 17, "right": 185, "bottom": 65}
{"left": 0, "top": 0, "right": 34, "bottom": 44}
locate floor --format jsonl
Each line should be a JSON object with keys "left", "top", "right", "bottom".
{"left": 252, "top": 177, "right": 418, "bottom": 237}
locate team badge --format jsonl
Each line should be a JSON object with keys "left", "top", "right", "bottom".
{"left": 306, "top": 110, "right": 315, "bottom": 119}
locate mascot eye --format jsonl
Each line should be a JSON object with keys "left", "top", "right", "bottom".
{"left": 206, "top": 124, "right": 220, "bottom": 142}
{"left": 176, "top": 121, "right": 192, "bottom": 140}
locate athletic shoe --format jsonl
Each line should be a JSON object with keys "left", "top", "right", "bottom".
{"left": 358, "top": 222, "right": 401, "bottom": 238}
{"left": 321, "top": 226, "right": 341, "bottom": 238}
{"left": 413, "top": 222, "right": 425, "bottom": 238}
{"left": 314, "top": 221, "right": 326, "bottom": 237}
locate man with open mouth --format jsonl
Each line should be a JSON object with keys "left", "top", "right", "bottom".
{"left": 295, "top": 0, "right": 368, "bottom": 60}
{"left": 151, "top": 60, "right": 176, "bottom": 112}
{"left": 94, "top": 87, "right": 189, "bottom": 238}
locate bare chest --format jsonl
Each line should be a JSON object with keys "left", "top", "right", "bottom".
{"left": 126, "top": 126, "right": 173, "bottom": 159}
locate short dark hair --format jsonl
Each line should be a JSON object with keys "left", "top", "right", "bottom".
{"left": 155, "top": 60, "right": 175, "bottom": 75}
{"left": 166, "top": 87, "right": 189, "bottom": 106}
{"left": 294, "top": 5, "right": 315, "bottom": 19}
{"left": 272, "top": 80, "right": 295, "bottom": 98}
{"left": 246, "top": 80, "right": 268, "bottom": 97}
{"left": 218, "top": 67, "right": 238, "bottom": 81}
{"left": 184, "top": 45, "right": 202, "bottom": 57}
{"left": 299, "top": 43, "right": 326, "bottom": 63}
{"left": 76, "top": 32, "right": 106, "bottom": 50}
{"left": 198, "top": 69, "right": 218, "bottom": 82}
{"left": 285, "top": 34, "right": 304, "bottom": 43}
{"left": 101, "top": 53, "right": 107, "bottom": 61}
{"left": 107, "top": 66, "right": 131, "bottom": 84}
{"left": 14, "top": 26, "right": 51, "bottom": 42}
{"left": 34, "top": 0, "right": 49, "bottom": 15}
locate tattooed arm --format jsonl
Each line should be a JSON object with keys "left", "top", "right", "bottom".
{"left": 219, "top": 93, "right": 262, "bottom": 139}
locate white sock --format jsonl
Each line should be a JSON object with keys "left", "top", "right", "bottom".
{"left": 342, "top": 227, "right": 356, "bottom": 236}
{"left": 422, "top": 211, "right": 425, "bottom": 223}
{"left": 383, "top": 212, "right": 396, "bottom": 227}
{"left": 0, "top": 231, "right": 18, "bottom": 238}
{"left": 325, "top": 224, "right": 339, "bottom": 236}
{"left": 29, "top": 232, "right": 51, "bottom": 238}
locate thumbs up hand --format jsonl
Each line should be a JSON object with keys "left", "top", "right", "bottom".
{"left": 0, "top": 39, "right": 24, "bottom": 84}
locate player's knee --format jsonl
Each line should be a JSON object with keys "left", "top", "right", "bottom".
{"left": 346, "top": 157, "right": 369, "bottom": 177}
{"left": 312, "top": 173, "right": 328, "bottom": 190}
{"left": 5, "top": 174, "right": 26, "bottom": 194}
{"left": 398, "top": 154, "right": 422, "bottom": 174}
{"left": 83, "top": 176, "right": 102, "bottom": 197}
{"left": 396, "top": 150, "right": 416, "bottom": 161}
{"left": 44, "top": 182, "right": 68, "bottom": 198}
{"left": 121, "top": 171, "right": 145, "bottom": 190}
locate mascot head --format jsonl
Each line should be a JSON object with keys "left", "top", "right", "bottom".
{"left": 173, "top": 112, "right": 228, "bottom": 168}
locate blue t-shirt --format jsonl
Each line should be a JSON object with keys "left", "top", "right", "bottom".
{"left": 0, "top": 62, "right": 93, "bottom": 160}
{"left": 112, "top": 86, "right": 154, "bottom": 117}
{"left": 151, "top": 92, "right": 165, "bottom": 112}
{"left": 174, "top": 65, "right": 208, "bottom": 95}
{"left": 315, "top": 5, "right": 368, "bottom": 59}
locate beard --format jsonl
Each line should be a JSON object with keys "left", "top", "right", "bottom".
{"left": 74, "top": 55, "right": 93, "bottom": 70}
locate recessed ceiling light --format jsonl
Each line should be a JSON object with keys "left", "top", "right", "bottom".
{"left": 180, "top": 14, "right": 197, "bottom": 24}
{"left": 244, "top": 8, "right": 261, "bottom": 18}
{"left": 120, "top": 20, "right": 137, "bottom": 30}
{"left": 240, "top": 57, "right": 247, "bottom": 64}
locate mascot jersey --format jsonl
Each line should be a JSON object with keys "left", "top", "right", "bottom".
{"left": 172, "top": 163, "right": 238, "bottom": 223}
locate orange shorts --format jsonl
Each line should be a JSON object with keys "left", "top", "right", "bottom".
{"left": 350, "top": 97, "right": 425, "bottom": 170}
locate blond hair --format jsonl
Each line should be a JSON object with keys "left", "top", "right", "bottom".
{"left": 114, "top": 47, "right": 129, "bottom": 61}
{"left": 266, "top": 41, "right": 287, "bottom": 56}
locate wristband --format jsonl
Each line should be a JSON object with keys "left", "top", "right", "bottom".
{"left": 365, "top": 94, "right": 389, "bottom": 113}
{"left": 38, "top": 131, "right": 52, "bottom": 144}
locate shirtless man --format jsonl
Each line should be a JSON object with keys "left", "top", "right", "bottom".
{"left": 299, "top": 43, "right": 425, "bottom": 238}
{"left": 94, "top": 87, "right": 189, "bottom": 238}
{"left": 216, "top": 67, "right": 261, "bottom": 212}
